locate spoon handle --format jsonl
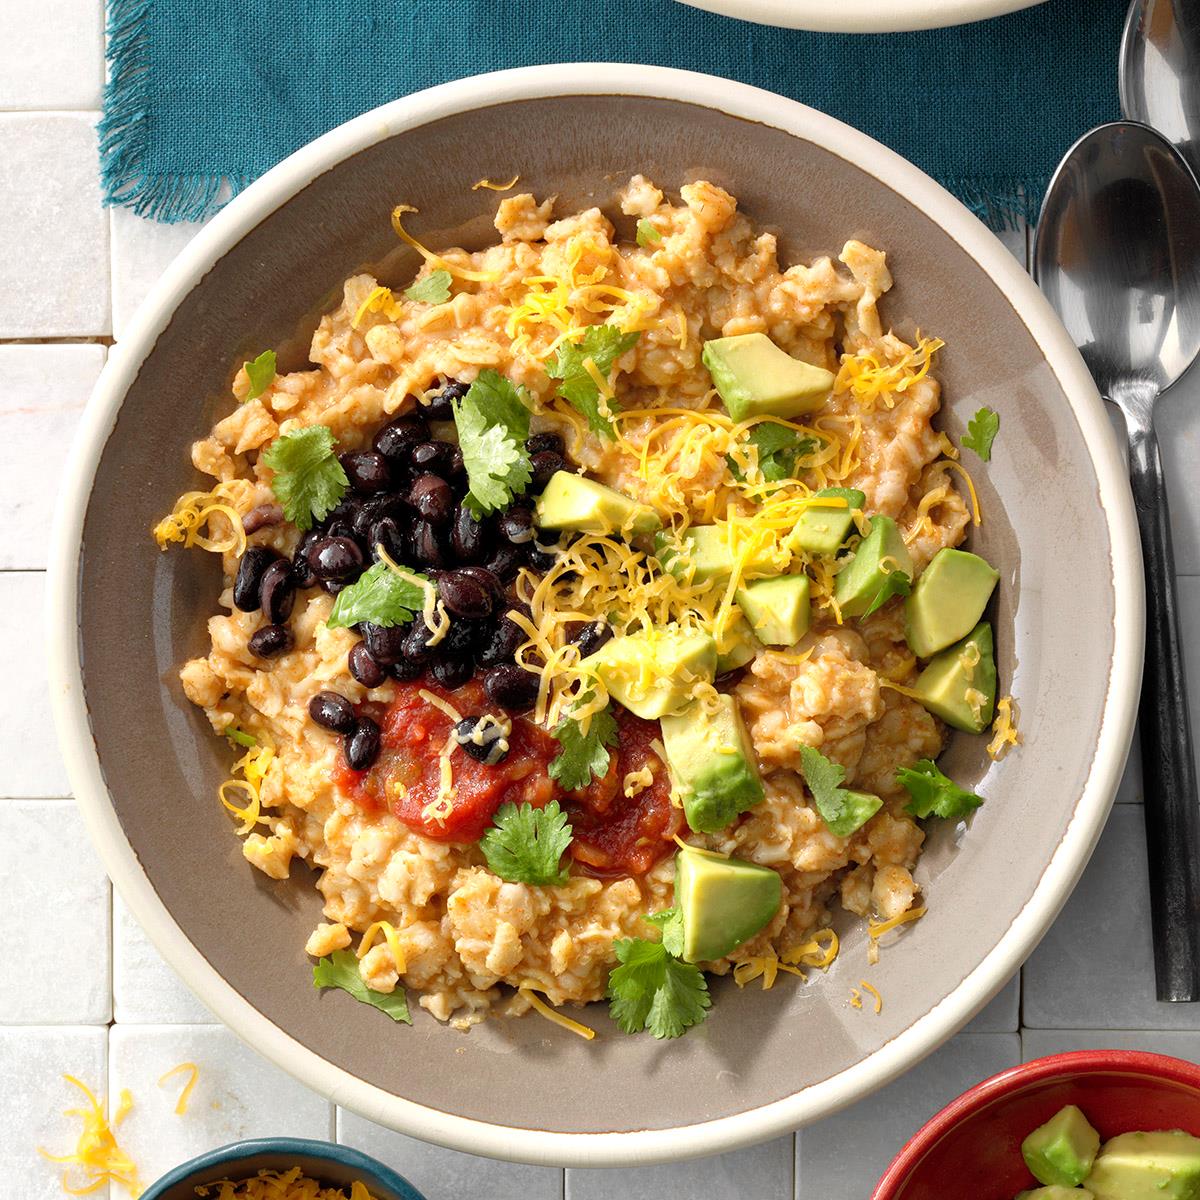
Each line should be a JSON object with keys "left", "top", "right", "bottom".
{"left": 1127, "top": 415, "right": 1200, "bottom": 1002}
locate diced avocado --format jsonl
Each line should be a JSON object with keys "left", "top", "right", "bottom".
{"left": 1015, "top": 1189, "right": 1094, "bottom": 1199}
{"left": 661, "top": 694, "right": 765, "bottom": 833}
{"left": 912, "top": 622, "right": 997, "bottom": 733}
{"left": 736, "top": 575, "right": 811, "bottom": 646}
{"left": 833, "top": 516, "right": 914, "bottom": 619}
{"left": 905, "top": 548, "right": 1000, "bottom": 658}
{"left": 674, "top": 843, "right": 782, "bottom": 962}
{"left": 1085, "top": 1130, "right": 1200, "bottom": 1200}
{"left": 714, "top": 613, "right": 760, "bottom": 673}
{"left": 1023, "top": 1106, "right": 1101, "bottom": 1188}
{"left": 583, "top": 624, "right": 716, "bottom": 720}
{"left": 655, "top": 525, "right": 777, "bottom": 586}
{"left": 535, "top": 471, "right": 661, "bottom": 536}
{"left": 702, "top": 333, "right": 835, "bottom": 422}
{"left": 786, "top": 487, "right": 867, "bottom": 557}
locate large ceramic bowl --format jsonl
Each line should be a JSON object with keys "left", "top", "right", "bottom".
{"left": 672, "top": 0, "right": 1044, "bottom": 32}
{"left": 48, "top": 64, "right": 1141, "bottom": 1166}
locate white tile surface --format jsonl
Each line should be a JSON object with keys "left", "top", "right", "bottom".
{"left": 0, "top": 800, "right": 110, "bottom": 1024}
{"left": 568, "top": 1133, "right": 793, "bottom": 1200}
{"left": 109, "top": 1025, "right": 334, "bottom": 1190}
{"left": 0, "top": 0, "right": 104, "bottom": 110}
{"left": 795, "top": 1032, "right": 1020, "bottom": 1196}
{"left": 0, "top": 345, "right": 100, "bottom": 570}
{"left": 112, "top": 892, "right": 216, "bottom": 1025}
{"left": 110, "top": 207, "right": 208, "bottom": 339}
{"left": 0, "top": 572, "right": 70, "bottom": 797}
{"left": 1, "top": 1026, "right": 108, "bottom": 1200}
{"left": 964, "top": 971, "right": 1021, "bottom": 1033}
{"left": 0, "top": 113, "right": 110, "bottom": 337}
{"left": 339, "top": 1109, "right": 563, "bottom": 1200}
{"left": 1023, "top": 1028, "right": 1200, "bottom": 1060}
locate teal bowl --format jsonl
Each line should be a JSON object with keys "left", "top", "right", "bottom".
{"left": 139, "top": 1138, "right": 427, "bottom": 1200}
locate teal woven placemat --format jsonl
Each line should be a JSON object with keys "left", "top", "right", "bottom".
{"left": 100, "top": 0, "right": 1124, "bottom": 226}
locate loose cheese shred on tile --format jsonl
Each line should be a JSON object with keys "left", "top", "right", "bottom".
{"left": 859, "top": 979, "right": 884, "bottom": 1014}
{"left": 157, "top": 1061, "right": 199, "bottom": 1116}
{"left": 987, "top": 695, "right": 1022, "bottom": 760}
{"left": 519, "top": 987, "right": 596, "bottom": 1040}
{"left": 39, "top": 1074, "right": 144, "bottom": 1198}
{"left": 357, "top": 920, "right": 407, "bottom": 974}
{"left": 195, "top": 1168, "right": 380, "bottom": 1200}
{"left": 152, "top": 480, "right": 248, "bottom": 556}
{"left": 471, "top": 174, "right": 521, "bottom": 191}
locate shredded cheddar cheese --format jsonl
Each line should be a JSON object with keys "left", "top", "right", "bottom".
{"left": 732, "top": 928, "right": 840, "bottom": 990}
{"left": 623, "top": 765, "right": 655, "bottom": 798}
{"left": 219, "top": 742, "right": 276, "bottom": 836}
{"left": 358, "top": 921, "right": 407, "bottom": 975}
{"left": 859, "top": 979, "right": 883, "bottom": 1014}
{"left": 472, "top": 174, "right": 521, "bottom": 191}
{"left": 868, "top": 905, "right": 927, "bottom": 963}
{"left": 152, "top": 480, "right": 249, "bottom": 557}
{"left": 352, "top": 285, "right": 404, "bottom": 328}
{"left": 157, "top": 1062, "right": 199, "bottom": 1116}
{"left": 520, "top": 987, "right": 596, "bottom": 1040}
{"left": 835, "top": 334, "right": 944, "bottom": 411}
{"left": 40, "top": 1075, "right": 144, "bottom": 1197}
{"left": 195, "top": 1169, "right": 378, "bottom": 1200}
{"left": 417, "top": 689, "right": 463, "bottom": 724}
{"left": 987, "top": 695, "right": 1021, "bottom": 760}
{"left": 391, "top": 205, "right": 500, "bottom": 283}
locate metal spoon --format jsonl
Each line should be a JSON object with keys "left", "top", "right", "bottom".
{"left": 1120, "top": 0, "right": 1200, "bottom": 175}
{"left": 1033, "top": 121, "right": 1200, "bottom": 1002}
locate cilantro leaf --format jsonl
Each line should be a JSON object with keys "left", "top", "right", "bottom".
{"left": 547, "top": 324, "right": 641, "bottom": 439}
{"left": 645, "top": 906, "right": 685, "bottom": 957}
{"left": 636, "top": 219, "right": 662, "bottom": 248}
{"left": 225, "top": 727, "right": 256, "bottom": 748}
{"left": 896, "top": 758, "right": 984, "bottom": 820}
{"left": 326, "top": 560, "right": 430, "bottom": 629}
{"left": 404, "top": 268, "right": 452, "bottom": 305}
{"left": 452, "top": 369, "right": 533, "bottom": 516}
{"left": 859, "top": 565, "right": 912, "bottom": 618}
{"left": 548, "top": 705, "right": 619, "bottom": 791}
{"left": 312, "top": 949, "right": 411, "bottom": 1024}
{"left": 243, "top": 349, "right": 276, "bottom": 401}
{"left": 261, "top": 426, "right": 349, "bottom": 531}
{"left": 961, "top": 406, "right": 999, "bottom": 461}
{"left": 479, "top": 800, "right": 573, "bottom": 886}
{"left": 728, "top": 424, "right": 819, "bottom": 483}
{"left": 798, "top": 744, "right": 883, "bottom": 838}
{"left": 608, "top": 938, "right": 711, "bottom": 1039}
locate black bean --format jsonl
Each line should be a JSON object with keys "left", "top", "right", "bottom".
{"left": 388, "top": 657, "right": 423, "bottom": 682}
{"left": 373, "top": 414, "right": 429, "bottom": 464}
{"left": 498, "top": 506, "right": 535, "bottom": 545}
{"left": 452, "top": 715, "right": 511, "bottom": 765}
{"left": 451, "top": 504, "right": 488, "bottom": 562}
{"left": 348, "top": 641, "right": 386, "bottom": 688}
{"left": 482, "top": 542, "right": 523, "bottom": 582}
{"left": 409, "top": 473, "right": 453, "bottom": 525}
{"left": 309, "top": 691, "right": 356, "bottom": 733}
{"left": 410, "top": 441, "right": 454, "bottom": 473}
{"left": 292, "top": 532, "right": 319, "bottom": 588}
{"left": 368, "top": 516, "right": 407, "bottom": 563}
{"left": 249, "top": 624, "right": 293, "bottom": 658}
{"left": 571, "top": 621, "right": 612, "bottom": 659}
{"left": 455, "top": 565, "right": 503, "bottom": 600}
{"left": 341, "top": 450, "right": 391, "bottom": 494}
{"left": 410, "top": 519, "right": 446, "bottom": 567}
{"left": 430, "top": 657, "right": 474, "bottom": 690}
{"left": 438, "top": 568, "right": 494, "bottom": 619}
{"left": 445, "top": 446, "right": 465, "bottom": 478}
{"left": 345, "top": 717, "right": 381, "bottom": 771}
{"left": 361, "top": 621, "right": 409, "bottom": 666}
{"left": 233, "top": 546, "right": 279, "bottom": 612}
{"left": 423, "top": 380, "right": 468, "bottom": 421}
{"left": 438, "top": 618, "right": 482, "bottom": 659}
{"left": 323, "top": 494, "right": 361, "bottom": 528}
{"left": 323, "top": 518, "right": 358, "bottom": 543}
{"left": 483, "top": 663, "right": 539, "bottom": 713}
{"left": 308, "top": 535, "right": 364, "bottom": 581}
{"left": 526, "top": 432, "right": 564, "bottom": 457}
{"left": 259, "top": 558, "right": 297, "bottom": 624}
{"left": 322, "top": 579, "right": 352, "bottom": 596}
{"left": 525, "top": 539, "right": 559, "bottom": 573}
{"left": 714, "top": 667, "right": 748, "bottom": 690}
{"left": 529, "top": 450, "right": 564, "bottom": 491}
{"left": 400, "top": 622, "right": 439, "bottom": 664}
{"left": 352, "top": 493, "right": 404, "bottom": 541}
{"left": 241, "top": 503, "right": 284, "bottom": 534}
{"left": 477, "top": 613, "right": 525, "bottom": 667}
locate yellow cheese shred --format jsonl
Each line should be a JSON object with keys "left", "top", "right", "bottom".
{"left": 471, "top": 174, "right": 521, "bottom": 191}
{"left": 196, "top": 1169, "right": 378, "bottom": 1200}
{"left": 417, "top": 689, "right": 463, "bottom": 724}
{"left": 859, "top": 979, "right": 883, "bottom": 1014}
{"left": 835, "top": 334, "right": 944, "bottom": 411}
{"left": 987, "top": 695, "right": 1022, "bottom": 760}
{"left": 391, "top": 205, "right": 500, "bottom": 283}
{"left": 352, "top": 285, "right": 405, "bottom": 328}
{"left": 157, "top": 1062, "right": 199, "bottom": 1116}
{"left": 868, "top": 905, "right": 927, "bottom": 965}
{"left": 152, "top": 480, "right": 248, "bottom": 557}
{"left": 218, "top": 743, "right": 276, "bottom": 836}
{"left": 519, "top": 987, "right": 596, "bottom": 1040}
{"left": 733, "top": 928, "right": 840, "bottom": 990}
{"left": 357, "top": 921, "right": 407, "bottom": 975}
{"left": 39, "top": 1075, "right": 144, "bottom": 1197}
{"left": 941, "top": 458, "right": 982, "bottom": 526}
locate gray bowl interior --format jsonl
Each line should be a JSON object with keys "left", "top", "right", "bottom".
{"left": 79, "top": 96, "right": 1114, "bottom": 1136}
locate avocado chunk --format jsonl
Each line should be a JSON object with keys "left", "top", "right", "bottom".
{"left": 786, "top": 487, "right": 867, "bottom": 557}
{"left": 1023, "top": 1106, "right": 1101, "bottom": 1188}
{"left": 535, "top": 470, "right": 661, "bottom": 536}
{"left": 583, "top": 624, "right": 716, "bottom": 720}
{"left": 714, "top": 613, "right": 760, "bottom": 673}
{"left": 702, "top": 333, "right": 835, "bottom": 422}
{"left": 912, "top": 622, "right": 997, "bottom": 733}
{"left": 905, "top": 548, "right": 1000, "bottom": 658}
{"left": 661, "top": 694, "right": 765, "bottom": 833}
{"left": 736, "top": 575, "right": 811, "bottom": 646}
{"left": 674, "top": 843, "right": 782, "bottom": 962}
{"left": 655, "top": 525, "right": 776, "bottom": 586}
{"left": 1085, "top": 1131, "right": 1200, "bottom": 1200}
{"left": 833, "top": 516, "right": 914, "bottom": 619}
{"left": 1015, "top": 1189, "right": 1094, "bottom": 1199}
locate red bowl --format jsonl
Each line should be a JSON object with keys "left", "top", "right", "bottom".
{"left": 872, "top": 1050, "right": 1200, "bottom": 1200}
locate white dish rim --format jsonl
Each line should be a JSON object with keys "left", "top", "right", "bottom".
{"left": 670, "top": 0, "right": 1043, "bottom": 32}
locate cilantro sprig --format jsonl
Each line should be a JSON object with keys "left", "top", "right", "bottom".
{"left": 243, "top": 349, "right": 276, "bottom": 401}
{"left": 326, "top": 560, "right": 431, "bottom": 630}
{"left": 896, "top": 759, "right": 984, "bottom": 820}
{"left": 452, "top": 369, "right": 533, "bottom": 516}
{"left": 262, "top": 426, "right": 349, "bottom": 531}
{"left": 479, "top": 800, "right": 574, "bottom": 886}
{"left": 312, "top": 950, "right": 411, "bottom": 1024}
{"left": 860, "top": 565, "right": 912, "bottom": 618}
{"left": 961, "top": 406, "right": 999, "bottom": 461}
{"left": 799, "top": 744, "right": 882, "bottom": 838}
{"left": 547, "top": 705, "right": 619, "bottom": 791}
{"left": 644, "top": 906, "right": 684, "bottom": 957}
{"left": 608, "top": 937, "right": 711, "bottom": 1039}
{"left": 635, "top": 219, "right": 662, "bottom": 248}
{"left": 405, "top": 268, "right": 452, "bottom": 305}
{"left": 547, "top": 324, "right": 641, "bottom": 439}
{"left": 728, "top": 424, "right": 819, "bottom": 484}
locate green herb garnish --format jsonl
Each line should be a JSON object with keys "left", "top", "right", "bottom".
{"left": 896, "top": 759, "right": 984, "bottom": 821}
{"left": 644, "top": 906, "right": 685, "bottom": 957}
{"left": 607, "top": 937, "right": 711, "bottom": 1039}
{"left": 225, "top": 727, "right": 257, "bottom": 749}
{"left": 326, "top": 560, "right": 431, "bottom": 630}
{"left": 860, "top": 566, "right": 912, "bottom": 618}
{"left": 243, "top": 349, "right": 276, "bottom": 401}
{"left": 479, "top": 800, "right": 574, "bottom": 886}
{"left": 547, "top": 324, "right": 641, "bottom": 439}
{"left": 404, "top": 268, "right": 452, "bottom": 305}
{"left": 261, "top": 425, "right": 349, "bottom": 531}
{"left": 961, "top": 406, "right": 999, "bottom": 461}
{"left": 312, "top": 950, "right": 411, "bottom": 1023}
{"left": 547, "top": 705, "right": 619, "bottom": 791}
{"left": 728, "top": 423, "right": 819, "bottom": 483}
{"left": 452, "top": 369, "right": 533, "bottom": 516}
{"left": 798, "top": 744, "right": 882, "bottom": 838}
{"left": 635, "top": 219, "right": 662, "bottom": 248}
